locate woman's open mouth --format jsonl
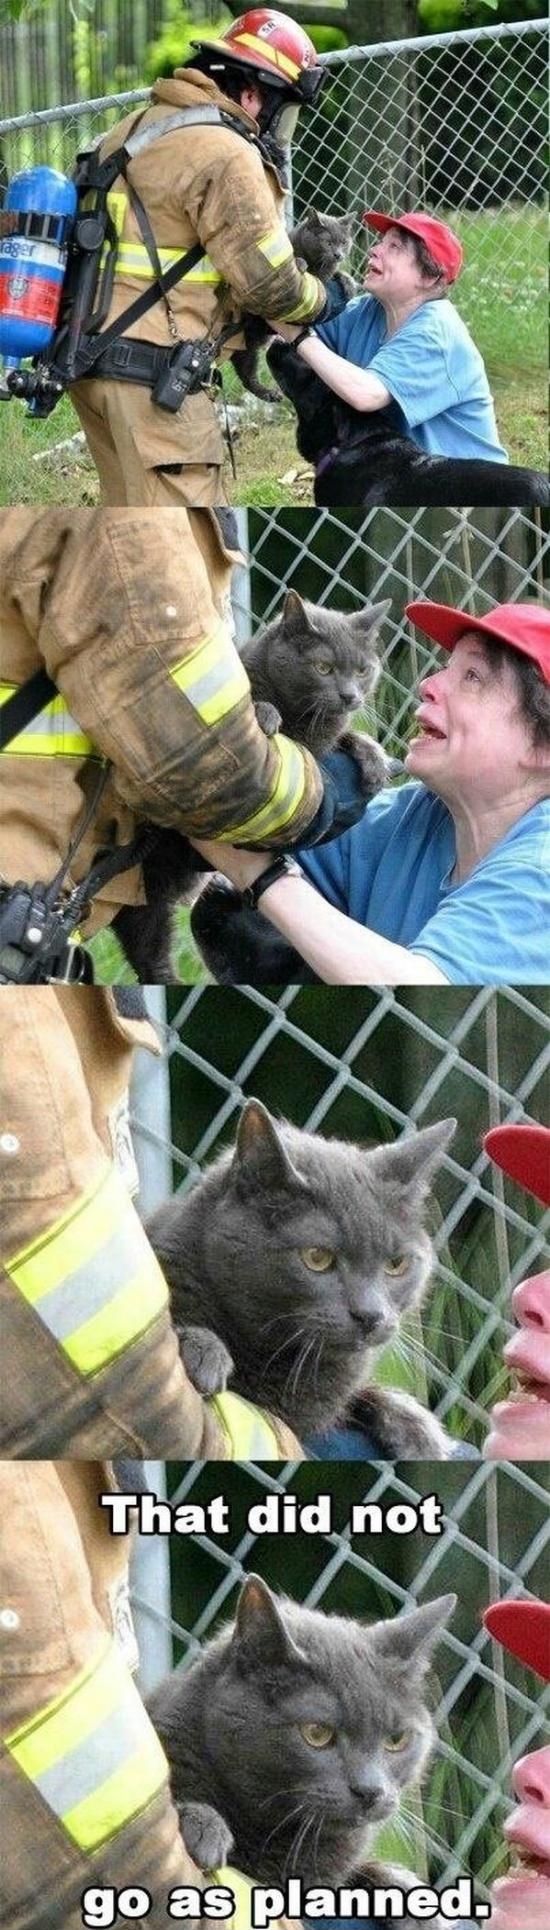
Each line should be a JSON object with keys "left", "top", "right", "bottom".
{"left": 503, "top": 1329, "right": 550, "bottom": 1402}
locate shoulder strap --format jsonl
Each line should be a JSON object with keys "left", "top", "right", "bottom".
{"left": 0, "top": 670, "right": 57, "bottom": 752}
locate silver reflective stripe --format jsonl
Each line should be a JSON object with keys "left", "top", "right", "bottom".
{"left": 33, "top": 1219, "right": 145, "bottom": 1344}
{"left": 124, "top": 106, "right": 224, "bottom": 158}
{"left": 34, "top": 1704, "right": 140, "bottom": 1817}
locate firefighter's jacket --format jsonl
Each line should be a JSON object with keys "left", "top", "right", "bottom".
{"left": 0, "top": 1463, "right": 297, "bottom": 1930}
{"left": 0, "top": 986, "right": 303, "bottom": 1460}
{"left": 98, "top": 68, "right": 325, "bottom": 345}
{"left": 0, "top": 507, "right": 322, "bottom": 935}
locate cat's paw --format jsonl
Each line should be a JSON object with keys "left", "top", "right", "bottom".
{"left": 177, "top": 1323, "right": 234, "bottom": 1397}
{"left": 255, "top": 698, "right": 282, "bottom": 737}
{"left": 337, "top": 729, "right": 392, "bottom": 799}
{"left": 177, "top": 1800, "right": 234, "bottom": 1872}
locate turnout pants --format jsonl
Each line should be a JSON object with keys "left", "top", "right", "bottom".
{"left": 71, "top": 379, "right": 228, "bottom": 508}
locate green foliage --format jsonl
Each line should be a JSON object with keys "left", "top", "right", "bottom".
{"left": 145, "top": 13, "right": 229, "bottom": 85}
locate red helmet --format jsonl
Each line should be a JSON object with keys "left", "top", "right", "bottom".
{"left": 191, "top": 8, "right": 325, "bottom": 103}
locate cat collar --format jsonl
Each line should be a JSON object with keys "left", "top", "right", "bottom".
{"left": 242, "top": 854, "right": 304, "bottom": 909}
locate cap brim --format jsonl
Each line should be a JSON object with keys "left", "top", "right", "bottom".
{"left": 484, "top": 1601, "right": 550, "bottom": 1682}
{"left": 484, "top": 1125, "right": 550, "bottom": 1207}
{"left": 362, "top": 212, "right": 396, "bottom": 234}
{"left": 405, "top": 601, "right": 496, "bottom": 652}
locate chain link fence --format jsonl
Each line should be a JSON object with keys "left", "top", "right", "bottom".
{"left": 130, "top": 1459, "right": 550, "bottom": 1902}
{"left": 0, "top": 21, "right": 546, "bottom": 374}
{"left": 131, "top": 983, "right": 550, "bottom": 1452}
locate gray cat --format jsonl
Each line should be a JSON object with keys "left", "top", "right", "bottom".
{"left": 148, "top": 1573, "right": 455, "bottom": 1917}
{"left": 232, "top": 207, "right": 356, "bottom": 401}
{"left": 189, "top": 589, "right": 392, "bottom": 982}
{"left": 147, "top": 1100, "right": 456, "bottom": 1456}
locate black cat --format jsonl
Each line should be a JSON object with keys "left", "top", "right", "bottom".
{"left": 148, "top": 1573, "right": 456, "bottom": 1927}
{"left": 147, "top": 1097, "right": 456, "bottom": 1455}
{"left": 232, "top": 208, "right": 355, "bottom": 401}
{"left": 267, "top": 338, "right": 550, "bottom": 508}
{"left": 112, "top": 591, "right": 391, "bottom": 982}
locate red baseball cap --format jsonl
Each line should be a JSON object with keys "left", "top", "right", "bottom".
{"left": 484, "top": 1600, "right": 550, "bottom": 1683}
{"left": 405, "top": 600, "right": 550, "bottom": 686}
{"left": 484, "top": 1124, "right": 550, "bottom": 1208}
{"left": 362, "top": 211, "right": 463, "bottom": 283}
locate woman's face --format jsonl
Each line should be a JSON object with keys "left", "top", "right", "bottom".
{"left": 363, "top": 226, "right": 435, "bottom": 305}
{"left": 490, "top": 1744, "right": 550, "bottom": 1929}
{"left": 405, "top": 633, "right": 540, "bottom": 807}
{"left": 484, "top": 1270, "right": 550, "bottom": 1459}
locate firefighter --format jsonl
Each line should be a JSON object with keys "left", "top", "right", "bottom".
{"left": 0, "top": 506, "right": 368, "bottom": 970}
{"left": 0, "top": 984, "right": 308, "bottom": 1460}
{"left": 69, "top": 8, "right": 337, "bottom": 507}
{"left": 0, "top": 1462, "right": 296, "bottom": 1930}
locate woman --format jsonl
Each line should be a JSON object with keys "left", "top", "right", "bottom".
{"left": 484, "top": 1599, "right": 550, "bottom": 1930}
{"left": 482, "top": 1123, "right": 550, "bottom": 1461}
{"left": 191, "top": 600, "right": 550, "bottom": 986}
{"left": 282, "top": 209, "right": 509, "bottom": 464}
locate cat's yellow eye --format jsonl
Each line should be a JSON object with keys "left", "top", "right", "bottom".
{"left": 299, "top": 1720, "right": 335, "bottom": 1749}
{"left": 384, "top": 1257, "right": 409, "bottom": 1277}
{"left": 312, "top": 660, "right": 332, "bottom": 676}
{"left": 384, "top": 1732, "right": 410, "bottom": 1752}
{"left": 300, "top": 1247, "right": 336, "bottom": 1272}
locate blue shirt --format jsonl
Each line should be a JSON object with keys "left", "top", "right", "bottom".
{"left": 316, "top": 295, "right": 508, "bottom": 462}
{"left": 299, "top": 783, "right": 550, "bottom": 985}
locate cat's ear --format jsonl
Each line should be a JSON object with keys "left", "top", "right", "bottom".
{"left": 232, "top": 1575, "right": 301, "bottom": 1669}
{"left": 370, "top": 1118, "right": 456, "bottom": 1195}
{"left": 350, "top": 598, "right": 392, "bottom": 639}
{"left": 233, "top": 1099, "right": 307, "bottom": 1195}
{"left": 372, "top": 1594, "right": 456, "bottom": 1676}
{"left": 282, "top": 588, "right": 314, "bottom": 633}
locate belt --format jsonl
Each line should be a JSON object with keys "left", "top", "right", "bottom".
{"left": 77, "top": 336, "right": 174, "bottom": 385}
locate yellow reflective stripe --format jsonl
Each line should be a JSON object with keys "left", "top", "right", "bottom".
{"left": 216, "top": 1869, "right": 256, "bottom": 1928}
{"left": 170, "top": 621, "right": 250, "bottom": 726}
{"left": 278, "top": 270, "right": 320, "bottom": 322}
{"left": 7, "top": 1639, "right": 168, "bottom": 1853}
{"left": 232, "top": 30, "right": 301, "bottom": 80}
{"left": 257, "top": 224, "right": 294, "bottom": 269}
{"left": 113, "top": 242, "right": 222, "bottom": 284}
{"left": 5, "top": 1167, "right": 168, "bottom": 1378}
{"left": 219, "top": 731, "right": 306, "bottom": 844}
{"left": 211, "top": 1391, "right": 280, "bottom": 1458}
{"left": 0, "top": 683, "right": 98, "bottom": 759}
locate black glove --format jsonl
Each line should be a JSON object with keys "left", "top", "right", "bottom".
{"left": 300, "top": 748, "right": 371, "bottom": 845}
{"left": 316, "top": 273, "right": 353, "bottom": 324}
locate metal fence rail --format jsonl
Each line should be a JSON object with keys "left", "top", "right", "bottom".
{"left": 130, "top": 1459, "right": 550, "bottom": 1898}
{"left": 131, "top": 983, "right": 550, "bottom": 1451}
{"left": 0, "top": 21, "right": 546, "bottom": 370}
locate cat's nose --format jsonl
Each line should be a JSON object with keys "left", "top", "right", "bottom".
{"left": 340, "top": 683, "right": 362, "bottom": 707}
{"left": 351, "top": 1305, "right": 397, "bottom": 1340}
{"left": 349, "top": 1771, "right": 395, "bottom": 1816}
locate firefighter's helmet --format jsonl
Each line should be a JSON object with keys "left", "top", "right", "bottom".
{"left": 190, "top": 8, "right": 325, "bottom": 104}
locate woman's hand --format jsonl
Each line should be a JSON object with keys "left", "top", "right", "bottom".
{"left": 190, "top": 837, "right": 271, "bottom": 895}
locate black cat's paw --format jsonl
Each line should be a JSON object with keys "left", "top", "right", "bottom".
{"left": 177, "top": 1322, "right": 234, "bottom": 1397}
{"left": 177, "top": 1800, "right": 234, "bottom": 1873}
{"left": 337, "top": 729, "right": 393, "bottom": 799}
{"left": 255, "top": 697, "right": 282, "bottom": 737}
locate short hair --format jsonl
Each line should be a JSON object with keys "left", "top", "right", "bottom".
{"left": 481, "top": 635, "right": 550, "bottom": 749}
{"left": 406, "top": 230, "right": 448, "bottom": 296}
